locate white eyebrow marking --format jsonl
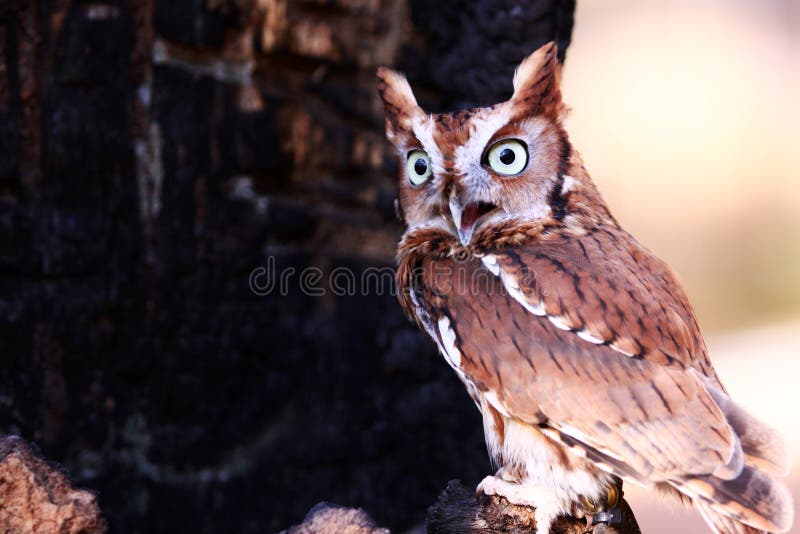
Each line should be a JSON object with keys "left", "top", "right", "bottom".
{"left": 411, "top": 114, "right": 445, "bottom": 176}
{"left": 453, "top": 105, "right": 512, "bottom": 185}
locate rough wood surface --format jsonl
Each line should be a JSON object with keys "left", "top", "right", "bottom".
{"left": 427, "top": 481, "right": 641, "bottom": 534}
{"left": 279, "top": 480, "right": 641, "bottom": 534}
{"left": 0, "top": 435, "right": 106, "bottom": 534}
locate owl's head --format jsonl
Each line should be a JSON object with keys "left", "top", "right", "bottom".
{"left": 378, "top": 42, "right": 607, "bottom": 245}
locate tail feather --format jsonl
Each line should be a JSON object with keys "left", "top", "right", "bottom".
{"left": 695, "top": 499, "right": 766, "bottom": 534}
{"left": 675, "top": 465, "right": 793, "bottom": 533}
{"left": 705, "top": 384, "right": 790, "bottom": 477}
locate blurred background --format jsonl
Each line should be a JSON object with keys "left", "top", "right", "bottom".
{"left": 564, "top": 0, "right": 800, "bottom": 532}
{"left": 0, "top": 0, "right": 797, "bottom": 532}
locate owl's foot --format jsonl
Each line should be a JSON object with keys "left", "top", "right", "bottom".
{"left": 476, "top": 475, "right": 561, "bottom": 534}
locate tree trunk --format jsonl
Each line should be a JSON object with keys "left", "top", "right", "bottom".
{"left": 0, "top": 1, "right": 579, "bottom": 532}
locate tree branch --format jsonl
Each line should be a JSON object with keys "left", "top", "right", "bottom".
{"left": 427, "top": 480, "right": 641, "bottom": 534}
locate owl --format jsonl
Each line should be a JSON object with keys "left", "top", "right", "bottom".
{"left": 377, "top": 42, "right": 793, "bottom": 534}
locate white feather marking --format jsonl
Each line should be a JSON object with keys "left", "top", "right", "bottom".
{"left": 609, "top": 342, "right": 636, "bottom": 358}
{"left": 560, "top": 175, "right": 578, "bottom": 195}
{"left": 422, "top": 312, "right": 480, "bottom": 411}
{"left": 569, "top": 446, "right": 588, "bottom": 459}
{"left": 498, "top": 270, "right": 547, "bottom": 316}
{"left": 592, "top": 462, "right": 616, "bottom": 475}
{"left": 540, "top": 427, "right": 560, "bottom": 442}
{"left": 576, "top": 329, "right": 604, "bottom": 344}
{"left": 484, "top": 390, "right": 510, "bottom": 417}
{"left": 483, "top": 256, "right": 618, "bottom": 352}
{"left": 437, "top": 316, "right": 461, "bottom": 368}
{"left": 548, "top": 314, "right": 573, "bottom": 331}
{"left": 408, "top": 287, "right": 437, "bottom": 340}
{"left": 555, "top": 424, "right": 599, "bottom": 448}
{"left": 481, "top": 254, "right": 500, "bottom": 275}
{"left": 542, "top": 427, "right": 594, "bottom": 460}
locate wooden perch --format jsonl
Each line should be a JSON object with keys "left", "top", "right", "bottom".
{"left": 283, "top": 480, "right": 642, "bottom": 533}
{"left": 427, "top": 480, "right": 641, "bottom": 534}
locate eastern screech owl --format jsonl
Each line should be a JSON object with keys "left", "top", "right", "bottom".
{"left": 377, "top": 42, "right": 793, "bottom": 534}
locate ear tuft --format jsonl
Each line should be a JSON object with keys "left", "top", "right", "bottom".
{"left": 376, "top": 67, "right": 420, "bottom": 141}
{"left": 511, "top": 41, "right": 563, "bottom": 118}
{"left": 377, "top": 67, "right": 417, "bottom": 109}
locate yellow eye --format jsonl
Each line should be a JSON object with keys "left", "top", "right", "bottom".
{"left": 406, "top": 150, "right": 432, "bottom": 185}
{"left": 487, "top": 139, "right": 528, "bottom": 176}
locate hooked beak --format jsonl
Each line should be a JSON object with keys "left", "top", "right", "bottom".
{"left": 449, "top": 192, "right": 498, "bottom": 246}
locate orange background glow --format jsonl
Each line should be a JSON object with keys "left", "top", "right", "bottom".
{"left": 561, "top": 0, "right": 800, "bottom": 531}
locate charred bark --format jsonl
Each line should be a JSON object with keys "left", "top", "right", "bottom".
{"left": 0, "top": 1, "right": 577, "bottom": 531}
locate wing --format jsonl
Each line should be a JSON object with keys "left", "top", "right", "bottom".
{"left": 480, "top": 225, "right": 714, "bottom": 373}
{"left": 408, "top": 225, "right": 742, "bottom": 484}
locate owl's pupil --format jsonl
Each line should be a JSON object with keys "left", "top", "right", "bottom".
{"left": 414, "top": 158, "right": 428, "bottom": 175}
{"left": 499, "top": 148, "right": 515, "bottom": 165}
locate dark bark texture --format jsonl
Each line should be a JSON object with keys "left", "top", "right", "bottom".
{"left": 0, "top": 0, "right": 575, "bottom": 532}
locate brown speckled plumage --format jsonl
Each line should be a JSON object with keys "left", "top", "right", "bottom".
{"left": 380, "top": 42, "right": 793, "bottom": 534}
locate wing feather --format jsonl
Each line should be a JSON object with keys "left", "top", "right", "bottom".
{"left": 484, "top": 228, "right": 713, "bottom": 372}
{"left": 402, "top": 224, "right": 795, "bottom": 533}
{"left": 414, "top": 228, "right": 740, "bottom": 483}
{"left": 676, "top": 466, "right": 793, "bottom": 532}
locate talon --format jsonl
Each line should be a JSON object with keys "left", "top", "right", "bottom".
{"left": 590, "top": 508, "right": 623, "bottom": 526}
{"left": 476, "top": 475, "right": 500, "bottom": 497}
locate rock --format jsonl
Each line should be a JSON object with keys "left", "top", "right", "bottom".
{"left": 281, "top": 502, "right": 390, "bottom": 534}
{"left": 0, "top": 435, "right": 106, "bottom": 534}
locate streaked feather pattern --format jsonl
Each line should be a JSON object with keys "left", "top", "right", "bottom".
{"left": 382, "top": 41, "right": 793, "bottom": 533}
